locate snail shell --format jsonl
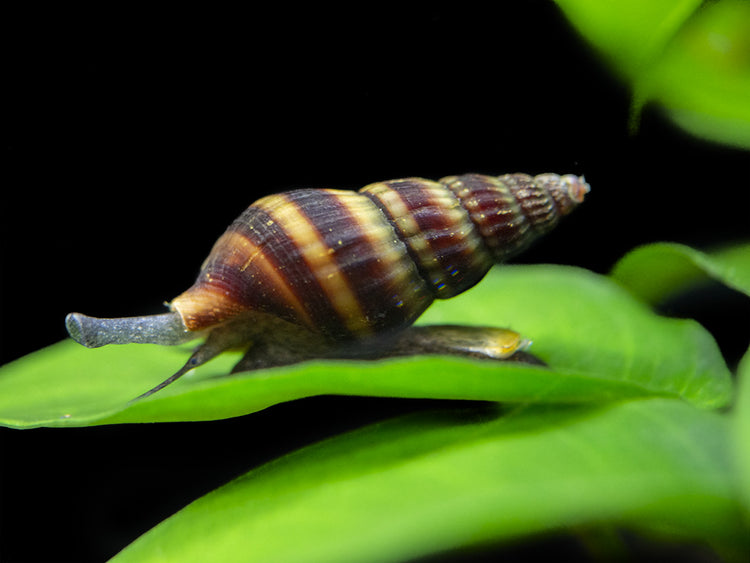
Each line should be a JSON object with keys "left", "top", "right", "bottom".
{"left": 171, "top": 173, "right": 588, "bottom": 339}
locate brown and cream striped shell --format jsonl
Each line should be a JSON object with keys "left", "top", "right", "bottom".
{"left": 169, "top": 173, "right": 589, "bottom": 341}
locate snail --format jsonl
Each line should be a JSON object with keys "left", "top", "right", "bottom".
{"left": 66, "top": 172, "right": 589, "bottom": 399}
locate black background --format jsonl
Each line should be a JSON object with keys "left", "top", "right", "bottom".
{"left": 2, "top": 3, "right": 748, "bottom": 562}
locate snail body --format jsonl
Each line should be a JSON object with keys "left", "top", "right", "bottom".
{"left": 66, "top": 172, "right": 589, "bottom": 399}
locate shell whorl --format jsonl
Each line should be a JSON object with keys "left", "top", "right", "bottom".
{"left": 170, "top": 173, "right": 588, "bottom": 339}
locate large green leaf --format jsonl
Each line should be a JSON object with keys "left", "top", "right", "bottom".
{"left": 555, "top": 0, "right": 750, "bottom": 149}
{"left": 0, "top": 266, "right": 731, "bottom": 428}
{"left": 610, "top": 241, "right": 750, "bottom": 304}
{"left": 110, "top": 398, "right": 748, "bottom": 563}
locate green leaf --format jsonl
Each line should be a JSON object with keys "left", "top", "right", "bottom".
{"left": 554, "top": 0, "right": 702, "bottom": 79}
{"left": 610, "top": 241, "right": 750, "bottom": 304}
{"left": 735, "top": 346, "right": 750, "bottom": 517}
{"left": 555, "top": 0, "right": 750, "bottom": 149}
{"left": 110, "top": 398, "right": 748, "bottom": 563}
{"left": 648, "top": 0, "right": 750, "bottom": 148}
{"left": 0, "top": 266, "right": 732, "bottom": 428}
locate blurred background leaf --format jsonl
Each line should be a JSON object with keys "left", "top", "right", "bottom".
{"left": 611, "top": 241, "right": 750, "bottom": 305}
{"left": 555, "top": 0, "right": 750, "bottom": 148}
{"left": 735, "top": 347, "right": 750, "bottom": 518}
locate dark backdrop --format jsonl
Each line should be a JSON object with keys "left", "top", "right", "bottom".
{"left": 2, "top": 3, "right": 748, "bottom": 562}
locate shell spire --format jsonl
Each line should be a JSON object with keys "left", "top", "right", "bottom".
{"left": 439, "top": 173, "right": 589, "bottom": 262}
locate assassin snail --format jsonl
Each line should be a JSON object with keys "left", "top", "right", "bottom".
{"left": 66, "top": 172, "right": 589, "bottom": 399}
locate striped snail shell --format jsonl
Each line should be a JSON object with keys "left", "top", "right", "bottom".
{"left": 66, "top": 172, "right": 589, "bottom": 399}
{"left": 172, "top": 172, "right": 588, "bottom": 338}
